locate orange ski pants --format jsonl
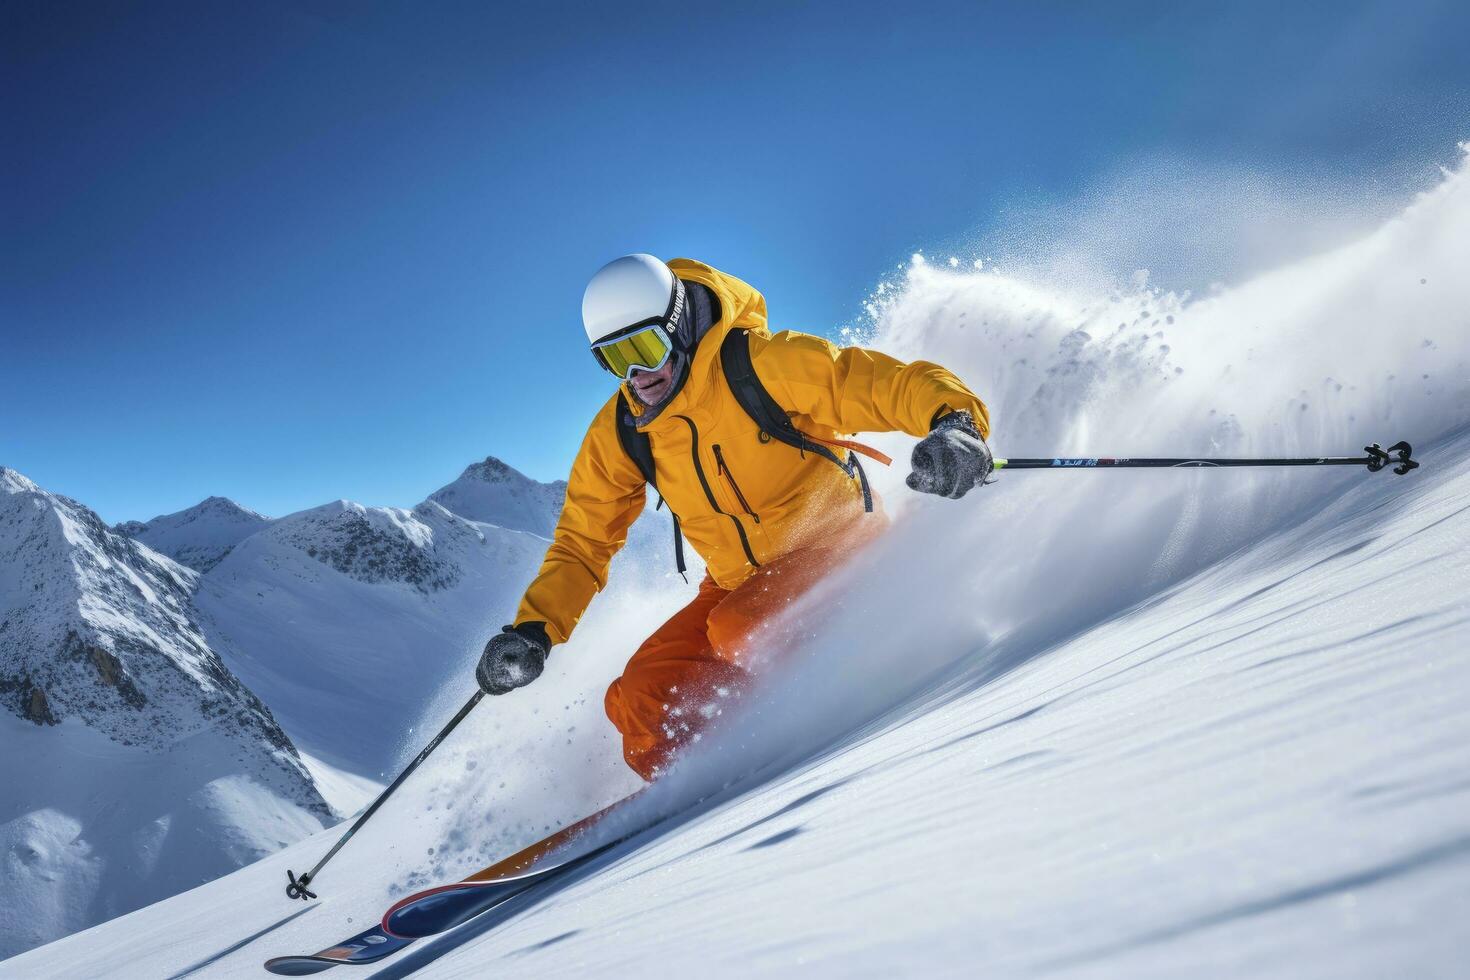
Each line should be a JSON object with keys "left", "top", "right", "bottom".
{"left": 604, "top": 520, "right": 883, "bottom": 781}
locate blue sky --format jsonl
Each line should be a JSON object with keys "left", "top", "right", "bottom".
{"left": 4, "top": 0, "right": 1468, "bottom": 523}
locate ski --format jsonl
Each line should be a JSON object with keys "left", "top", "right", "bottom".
{"left": 263, "top": 789, "right": 645, "bottom": 973}
{"left": 381, "top": 824, "right": 635, "bottom": 938}
{"left": 263, "top": 925, "right": 412, "bottom": 976}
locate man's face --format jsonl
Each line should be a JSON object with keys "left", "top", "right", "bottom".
{"left": 627, "top": 358, "right": 677, "bottom": 406}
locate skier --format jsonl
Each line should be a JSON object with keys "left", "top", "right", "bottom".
{"left": 476, "top": 255, "right": 992, "bottom": 780}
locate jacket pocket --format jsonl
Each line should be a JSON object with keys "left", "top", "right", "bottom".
{"left": 712, "top": 444, "right": 761, "bottom": 525}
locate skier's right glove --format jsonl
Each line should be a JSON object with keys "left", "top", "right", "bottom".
{"left": 475, "top": 623, "right": 550, "bottom": 695}
{"left": 906, "top": 410, "right": 993, "bottom": 499}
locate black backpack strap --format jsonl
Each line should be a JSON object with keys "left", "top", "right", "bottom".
{"left": 614, "top": 393, "right": 658, "bottom": 486}
{"left": 720, "top": 329, "right": 873, "bottom": 512}
{"left": 850, "top": 454, "right": 873, "bottom": 512}
{"left": 615, "top": 393, "right": 687, "bottom": 579}
{"left": 669, "top": 514, "right": 686, "bottom": 579}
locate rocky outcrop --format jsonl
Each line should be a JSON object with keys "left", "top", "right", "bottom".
{"left": 0, "top": 466, "right": 326, "bottom": 809}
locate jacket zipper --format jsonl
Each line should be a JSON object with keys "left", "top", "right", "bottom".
{"left": 711, "top": 444, "right": 761, "bottom": 524}
{"left": 673, "top": 415, "right": 761, "bottom": 568}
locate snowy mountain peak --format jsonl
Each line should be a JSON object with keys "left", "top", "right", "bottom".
{"left": 194, "top": 495, "right": 268, "bottom": 521}
{"left": 0, "top": 471, "right": 304, "bottom": 761}
{"left": 427, "top": 456, "right": 566, "bottom": 538}
{"left": 0, "top": 466, "right": 43, "bottom": 495}
{"left": 114, "top": 495, "right": 271, "bottom": 572}
{"left": 462, "top": 455, "right": 519, "bottom": 483}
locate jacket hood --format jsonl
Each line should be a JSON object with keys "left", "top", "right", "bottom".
{"left": 622, "top": 258, "right": 770, "bottom": 421}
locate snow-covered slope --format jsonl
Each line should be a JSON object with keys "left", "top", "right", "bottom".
{"left": 386, "top": 425, "right": 1470, "bottom": 980}
{"left": 115, "top": 496, "right": 272, "bottom": 572}
{"left": 427, "top": 456, "right": 566, "bottom": 538}
{"left": 194, "top": 499, "right": 552, "bottom": 778}
{"left": 0, "top": 469, "right": 331, "bottom": 961}
{"left": 9, "top": 151, "right": 1468, "bottom": 977}
{"left": 7, "top": 430, "right": 1465, "bottom": 980}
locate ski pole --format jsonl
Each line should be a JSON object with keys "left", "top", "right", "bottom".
{"left": 285, "top": 689, "right": 485, "bottom": 900}
{"left": 993, "top": 440, "right": 1419, "bottom": 475}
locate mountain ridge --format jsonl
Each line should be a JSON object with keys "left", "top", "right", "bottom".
{"left": 114, "top": 495, "right": 272, "bottom": 572}
{"left": 0, "top": 466, "right": 333, "bottom": 959}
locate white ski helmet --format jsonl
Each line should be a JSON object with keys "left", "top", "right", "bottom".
{"left": 582, "top": 253, "right": 683, "bottom": 346}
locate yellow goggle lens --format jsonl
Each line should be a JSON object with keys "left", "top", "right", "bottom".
{"left": 594, "top": 326, "right": 672, "bottom": 378}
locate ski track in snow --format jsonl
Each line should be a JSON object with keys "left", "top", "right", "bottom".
{"left": 6, "top": 149, "right": 1470, "bottom": 976}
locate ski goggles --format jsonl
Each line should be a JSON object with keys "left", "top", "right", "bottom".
{"left": 590, "top": 279, "right": 685, "bottom": 380}
{"left": 591, "top": 322, "right": 674, "bottom": 380}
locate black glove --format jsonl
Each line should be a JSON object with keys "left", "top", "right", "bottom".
{"left": 476, "top": 623, "right": 550, "bottom": 695}
{"left": 906, "top": 411, "right": 994, "bottom": 499}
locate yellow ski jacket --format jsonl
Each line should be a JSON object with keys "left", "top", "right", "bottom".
{"left": 514, "top": 259, "right": 990, "bottom": 645}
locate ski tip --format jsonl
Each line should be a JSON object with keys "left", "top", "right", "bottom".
{"left": 264, "top": 927, "right": 413, "bottom": 973}
{"left": 264, "top": 956, "right": 340, "bottom": 976}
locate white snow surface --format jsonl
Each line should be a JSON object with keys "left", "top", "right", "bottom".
{"left": 7, "top": 149, "right": 1470, "bottom": 977}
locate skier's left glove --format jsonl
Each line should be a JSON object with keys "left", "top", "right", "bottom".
{"left": 476, "top": 623, "right": 550, "bottom": 695}
{"left": 906, "top": 410, "right": 993, "bottom": 499}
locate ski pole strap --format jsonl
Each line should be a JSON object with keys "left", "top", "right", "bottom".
{"left": 801, "top": 432, "right": 893, "bottom": 467}
{"left": 285, "top": 688, "right": 485, "bottom": 901}
{"left": 992, "top": 441, "right": 1418, "bottom": 475}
